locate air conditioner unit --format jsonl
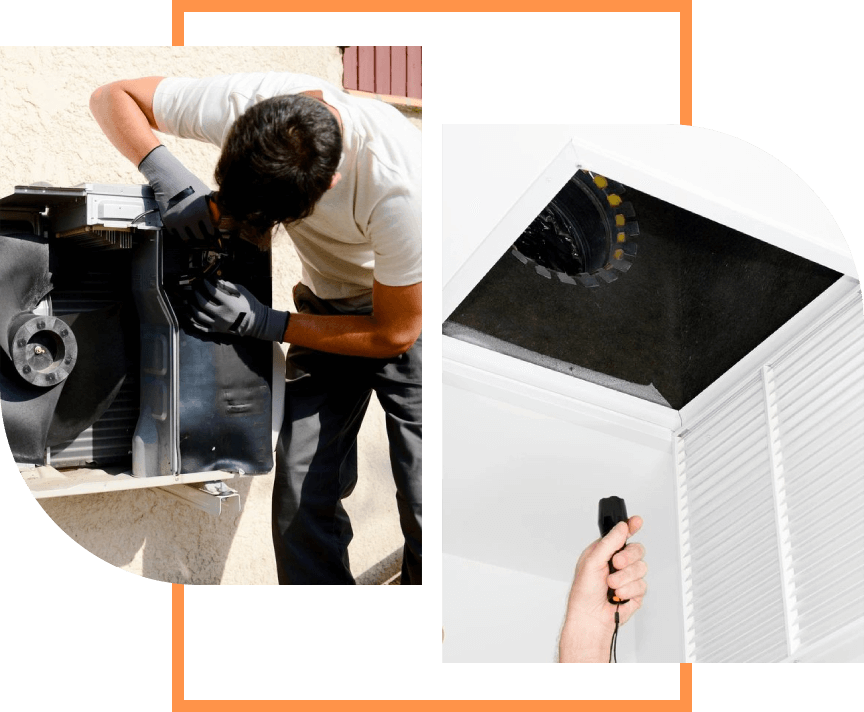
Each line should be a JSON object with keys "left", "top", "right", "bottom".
{"left": 442, "top": 126, "right": 864, "bottom": 663}
{"left": 0, "top": 183, "right": 283, "bottom": 512}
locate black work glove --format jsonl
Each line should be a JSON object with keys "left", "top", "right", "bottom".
{"left": 189, "top": 279, "right": 289, "bottom": 342}
{"left": 138, "top": 145, "right": 218, "bottom": 243}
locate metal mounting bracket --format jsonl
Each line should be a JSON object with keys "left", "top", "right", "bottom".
{"left": 157, "top": 480, "right": 242, "bottom": 517}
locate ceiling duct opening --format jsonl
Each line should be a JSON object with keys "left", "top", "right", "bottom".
{"left": 445, "top": 173, "right": 842, "bottom": 410}
{"left": 512, "top": 170, "right": 639, "bottom": 288}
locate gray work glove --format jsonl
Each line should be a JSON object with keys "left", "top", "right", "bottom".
{"left": 138, "top": 145, "right": 218, "bottom": 243}
{"left": 189, "top": 278, "right": 289, "bottom": 342}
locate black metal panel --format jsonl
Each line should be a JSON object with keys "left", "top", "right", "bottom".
{"left": 170, "top": 237, "right": 273, "bottom": 475}
{"left": 130, "top": 228, "right": 274, "bottom": 476}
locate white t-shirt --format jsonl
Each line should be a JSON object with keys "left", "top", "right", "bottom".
{"left": 153, "top": 72, "right": 421, "bottom": 301}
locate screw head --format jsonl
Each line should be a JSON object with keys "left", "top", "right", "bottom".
{"left": 37, "top": 320, "right": 45, "bottom": 329}
{"left": 60, "top": 329, "right": 68, "bottom": 337}
{"left": 46, "top": 374, "right": 54, "bottom": 382}
{"left": 17, "top": 339, "right": 25, "bottom": 348}
{"left": 64, "top": 357, "right": 73, "bottom": 365}
{"left": 22, "top": 365, "right": 31, "bottom": 374}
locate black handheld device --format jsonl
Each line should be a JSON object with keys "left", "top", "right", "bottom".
{"left": 598, "top": 496, "right": 629, "bottom": 605}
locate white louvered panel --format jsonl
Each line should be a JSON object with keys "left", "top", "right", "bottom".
{"left": 678, "top": 375, "right": 788, "bottom": 662}
{"left": 677, "top": 284, "right": 864, "bottom": 662}
{"left": 771, "top": 287, "right": 864, "bottom": 652}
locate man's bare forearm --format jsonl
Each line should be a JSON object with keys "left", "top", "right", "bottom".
{"left": 89, "top": 78, "right": 163, "bottom": 165}
{"left": 284, "top": 312, "right": 419, "bottom": 359}
{"left": 558, "top": 620, "right": 614, "bottom": 663}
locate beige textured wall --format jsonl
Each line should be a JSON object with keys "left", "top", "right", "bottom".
{"left": 0, "top": 46, "right": 411, "bottom": 585}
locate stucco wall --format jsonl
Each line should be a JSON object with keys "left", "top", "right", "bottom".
{"left": 0, "top": 46, "right": 411, "bottom": 584}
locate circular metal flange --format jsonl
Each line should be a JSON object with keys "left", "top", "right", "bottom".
{"left": 8, "top": 313, "right": 78, "bottom": 387}
{"left": 512, "top": 170, "right": 640, "bottom": 288}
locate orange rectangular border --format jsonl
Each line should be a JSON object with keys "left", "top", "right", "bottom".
{"left": 172, "top": 9, "right": 693, "bottom": 700}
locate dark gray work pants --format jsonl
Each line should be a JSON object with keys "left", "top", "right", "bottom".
{"left": 272, "top": 284, "right": 422, "bottom": 585}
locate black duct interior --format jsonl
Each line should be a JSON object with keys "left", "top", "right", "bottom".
{"left": 445, "top": 184, "right": 842, "bottom": 410}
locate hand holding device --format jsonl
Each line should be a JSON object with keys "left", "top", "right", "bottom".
{"left": 559, "top": 505, "right": 646, "bottom": 662}
{"left": 598, "top": 496, "right": 630, "bottom": 604}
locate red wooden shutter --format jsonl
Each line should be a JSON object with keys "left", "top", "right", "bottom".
{"left": 343, "top": 46, "right": 422, "bottom": 101}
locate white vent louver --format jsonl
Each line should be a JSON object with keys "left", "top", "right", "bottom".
{"left": 677, "top": 286, "right": 864, "bottom": 662}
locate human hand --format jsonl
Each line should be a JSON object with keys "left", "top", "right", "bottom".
{"left": 559, "top": 516, "right": 647, "bottom": 663}
{"left": 188, "top": 279, "right": 289, "bottom": 342}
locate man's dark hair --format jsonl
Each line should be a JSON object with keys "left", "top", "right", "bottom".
{"left": 214, "top": 94, "right": 342, "bottom": 242}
